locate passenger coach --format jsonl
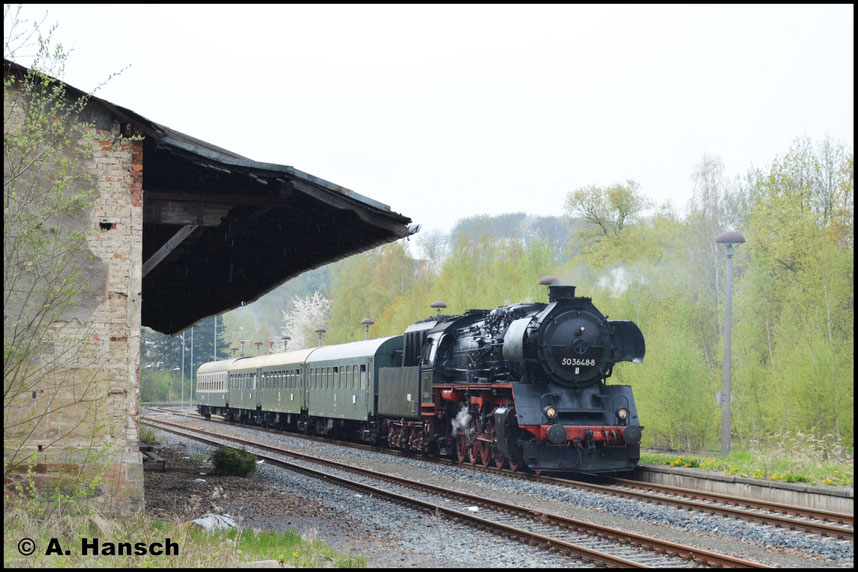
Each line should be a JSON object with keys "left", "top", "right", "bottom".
{"left": 304, "top": 336, "right": 402, "bottom": 441}
{"left": 196, "top": 357, "right": 245, "bottom": 419}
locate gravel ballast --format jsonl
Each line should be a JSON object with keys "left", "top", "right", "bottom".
{"left": 144, "top": 412, "right": 853, "bottom": 568}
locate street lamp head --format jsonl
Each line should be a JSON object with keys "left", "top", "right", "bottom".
{"left": 715, "top": 231, "right": 745, "bottom": 244}
{"left": 430, "top": 301, "right": 447, "bottom": 317}
{"left": 361, "top": 318, "right": 375, "bottom": 340}
{"left": 716, "top": 231, "right": 745, "bottom": 258}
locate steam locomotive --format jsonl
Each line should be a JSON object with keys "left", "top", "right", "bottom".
{"left": 196, "top": 279, "right": 645, "bottom": 474}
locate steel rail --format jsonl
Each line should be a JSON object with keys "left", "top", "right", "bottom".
{"left": 610, "top": 477, "right": 853, "bottom": 528}
{"left": 147, "top": 407, "right": 852, "bottom": 540}
{"left": 142, "top": 415, "right": 768, "bottom": 568}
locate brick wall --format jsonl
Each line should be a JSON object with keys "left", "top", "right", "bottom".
{"left": 4, "top": 75, "right": 144, "bottom": 513}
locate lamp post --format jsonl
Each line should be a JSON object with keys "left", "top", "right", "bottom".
{"left": 181, "top": 331, "right": 185, "bottom": 409}
{"left": 189, "top": 326, "right": 194, "bottom": 403}
{"left": 715, "top": 231, "right": 745, "bottom": 457}
{"left": 361, "top": 319, "right": 374, "bottom": 340}
{"left": 430, "top": 301, "right": 447, "bottom": 317}
{"left": 170, "top": 367, "right": 180, "bottom": 402}
{"left": 315, "top": 328, "right": 326, "bottom": 346}
{"left": 282, "top": 335, "right": 290, "bottom": 352}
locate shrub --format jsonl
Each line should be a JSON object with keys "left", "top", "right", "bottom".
{"left": 209, "top": 445, "right": 257, "bottom": 477}
{"left": 138, "top": 425, "right": 162, "bottom": 445}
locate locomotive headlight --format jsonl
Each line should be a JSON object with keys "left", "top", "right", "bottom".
{"left": 616, "top": 408, "right": 629, "bottom": 421}
{"left": 544, "top": 406, "right": 558, "bottom": 420}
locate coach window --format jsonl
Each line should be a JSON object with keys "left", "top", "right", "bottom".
{"left": 360, "top": 364, "right": 367, "bottom": 389}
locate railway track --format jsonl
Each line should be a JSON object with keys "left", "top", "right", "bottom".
{"left": 145, "top": 406, "right": 853, "bottom": 541}
{"left": 142, "top": 415, "right": 769, "bottom": 567}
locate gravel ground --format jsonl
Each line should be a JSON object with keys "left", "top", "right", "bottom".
{"left": 143, "top": 413, "right": 853, "bottom": 568}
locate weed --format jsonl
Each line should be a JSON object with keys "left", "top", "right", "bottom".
{"left": 138, "top": 425, "right": 162, "bottom": 445}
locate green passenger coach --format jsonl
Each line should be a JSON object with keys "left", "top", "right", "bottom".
{"left": 196, "top": 357, "right": 246, "bottom": 418}
{"left": 304, "top": 336, "right": 402, "bottom": 437}
{"left": 254, "top": 348, "right": 317, "bottom": 422}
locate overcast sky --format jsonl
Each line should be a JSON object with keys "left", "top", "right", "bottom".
{"left": 6, "top": 4, "right": 854, "bottom": 238}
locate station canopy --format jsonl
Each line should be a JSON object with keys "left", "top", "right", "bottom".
{"left": 5, "top": 58, "right": 416, "bottom": 335}
{"left": 135, "top": 117, "right": 416, "bottom": 335}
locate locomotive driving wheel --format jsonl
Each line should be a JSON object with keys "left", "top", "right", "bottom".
{"left": 455, "top": 428, "right": 468, "bottom": 463}
{"left": 467, "top": 438, "right": 479, "bottom": 465}
{"left": 466, "top": 416, "right": 482, "bottom": 465}
{"left": 476, "top": 438, "right": 492, "bottom": 466}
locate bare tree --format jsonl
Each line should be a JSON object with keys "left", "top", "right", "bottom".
{"left": 4, "top": 5, "right": 129, "bottom": 506}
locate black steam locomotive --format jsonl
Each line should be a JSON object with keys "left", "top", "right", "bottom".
{"left": 196, "top": 279, "right": 645, "bottom": 474}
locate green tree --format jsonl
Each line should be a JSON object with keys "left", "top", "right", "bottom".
{"left": 564, "top": 180, "right": 651, "bottom": 266}
{"left": 326, "top": 241, "right": 417, "bottom": 344}
{"left": 734, "top": 136, "right": 853, "bottom": 446}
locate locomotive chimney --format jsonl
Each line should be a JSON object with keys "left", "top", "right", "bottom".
{"left": 539, "top": 276, "right": 575, "bottom": 302}
{"left": 548, "top": 285, "right": 575, "bottom": 302}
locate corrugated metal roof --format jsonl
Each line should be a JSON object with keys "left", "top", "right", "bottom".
{"left": 4, "top": 59, "right": 418, "bottom": 336}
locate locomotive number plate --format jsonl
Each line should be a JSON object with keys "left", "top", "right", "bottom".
{"left": 561, "top": 357, "right": 595, "bottom": 367}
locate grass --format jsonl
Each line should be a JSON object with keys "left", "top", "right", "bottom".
{"left": 137, "top": 425, "right": 163, "bottom": 445}
{"left": 4, "top": 506, "right": 366, "bottom": 568}
{"left": 640, "top": 431, "right": 853, "bottom": 487}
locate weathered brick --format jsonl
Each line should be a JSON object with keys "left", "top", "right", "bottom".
{"left": 4, "top": 78, "right": 144, "bottom": 514}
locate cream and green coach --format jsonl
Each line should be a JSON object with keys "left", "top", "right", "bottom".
{"left": 196, "top": 357, "right": 247, "bottom": 418}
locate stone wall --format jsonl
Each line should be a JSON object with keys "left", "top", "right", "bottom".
{"left": 4, "top": 72, "right": 144, "bottom": 513}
